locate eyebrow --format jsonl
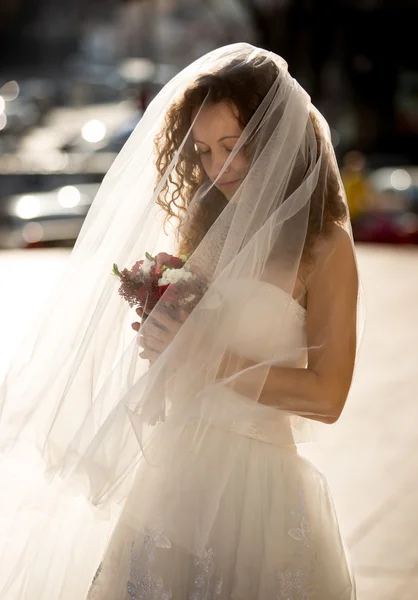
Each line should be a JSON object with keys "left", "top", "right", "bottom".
{"left": 194, "top": 135, "right": 240, "bottom": 144}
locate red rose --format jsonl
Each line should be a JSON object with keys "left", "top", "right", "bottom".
{"left": 157, "top": 284, "right": 170, "bottom": 298}
{"left": 155, "top": 253, "right": 185, "bottom": 269}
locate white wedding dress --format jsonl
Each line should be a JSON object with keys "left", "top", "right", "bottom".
{"left": 85, "top": 280, "right": 356, "bottom": 600}
{"left": 0, "top": 42, "right": 357, "bottom": 600}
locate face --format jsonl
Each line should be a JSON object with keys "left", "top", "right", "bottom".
{"left": 191, "top": 101, "right": 249, "bottom": 200}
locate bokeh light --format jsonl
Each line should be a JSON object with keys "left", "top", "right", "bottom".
{"left": 15, "top": 196, "right": 41, "bottom": 220}
{"left": 22, "top": 222, "right": 44, "bottom": 244}
{"left": 58, "top": 186, "right": 81, "bottom": 208}
{"left": 390, "top": 169, "right": 412, "bottom": 191}
{"left": 81, "top": 120, "right": 106, "bottom": 143}
{"left": 0, "top": 81, "right": 20, "bottom": 102}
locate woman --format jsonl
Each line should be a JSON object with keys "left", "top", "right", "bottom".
{"left": 0, "top": 45, "right": 359, "bottom": 599}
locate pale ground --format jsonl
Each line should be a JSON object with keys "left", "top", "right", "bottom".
{"left": 0, "top": 244, "right": 417, "bottom": 599}
{"left": 302, "top": 244, "right": 418, "bottom": 599}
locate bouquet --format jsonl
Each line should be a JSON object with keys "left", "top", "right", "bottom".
{"left": 112, "top": 252, "right": 206, "bottom": 320}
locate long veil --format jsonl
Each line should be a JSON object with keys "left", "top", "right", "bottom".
{"left": 0, "top": 43, "right": 361, "bottom": 599}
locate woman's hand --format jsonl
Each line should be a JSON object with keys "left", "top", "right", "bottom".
{"left": 132, "top": 306, "right": 188, "bottom": 364}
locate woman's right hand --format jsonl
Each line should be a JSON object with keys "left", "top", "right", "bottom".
{"left": 131, "top": 306, "right": 144, "bottom": 332}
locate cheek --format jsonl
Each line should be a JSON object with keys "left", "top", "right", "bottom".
{"left": 229, "top": 144, "right": 249, "bottom": 168}
{"left": 231, "top": 153, "right": 249, "bottom": 174}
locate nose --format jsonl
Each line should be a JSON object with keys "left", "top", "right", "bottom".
{"left": 207, "top": 153, "right": 230, "bottom": 182}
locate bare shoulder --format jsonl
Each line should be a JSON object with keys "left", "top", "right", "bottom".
{"left": 312, "top": 223, "right": 356, "bottom": 272}
{"left": 305, "top": 223, "right": 358, "bottom": 304}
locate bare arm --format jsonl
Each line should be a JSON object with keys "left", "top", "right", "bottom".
{"left": 218, "top": 226, "right": 359, "bottom": 424}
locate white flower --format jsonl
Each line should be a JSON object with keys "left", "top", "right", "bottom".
{"left": 141, "top": 256, "right": 155, "bottom": 276}
{"left": 158, "top": 266, "right": 193, "bottom": 286}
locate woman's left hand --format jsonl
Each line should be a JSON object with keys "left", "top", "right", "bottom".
{"left": 137, "top": 309, "right": 188, "bottom": 364}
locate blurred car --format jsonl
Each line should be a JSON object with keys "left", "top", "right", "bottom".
{"left": 352, "top": 166, "right": 418, "bottom": 244}
{"left": 0, "top": 78, "right": 57, "bottom": 137}
{"left": 60, "top": 113, "right": 140, "bottom": 155}
{"left": 60, "top": 70, "right": 125, "bottom": 107}
{"left": 61, "top": 59, "right": 178, "bottom": 110}
{"left": 0, "top": 182, "right": 100, "bottom": 249}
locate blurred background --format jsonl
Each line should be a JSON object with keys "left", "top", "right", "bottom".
{"left": 1, "top": 0, "right": 418, "bottom": 248}
{"left": 0, "top": 1, "right": 417, "bottom": 599}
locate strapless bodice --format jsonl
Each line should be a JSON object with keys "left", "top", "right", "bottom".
{"left": 197, "top": 279, "right": 308, "bottom": 449}
{"left": 221, "top": 279, "right": 307, "bottom": 368}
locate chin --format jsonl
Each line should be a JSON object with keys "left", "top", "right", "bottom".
{"left": 217, "top": 185, "right": 239, "bottom": 201}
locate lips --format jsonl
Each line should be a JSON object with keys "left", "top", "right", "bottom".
{"left": 218, "top": 178, "right": 242, "bottom": 186}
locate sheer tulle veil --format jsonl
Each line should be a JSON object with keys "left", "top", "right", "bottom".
{"left": 0, "top": 43, "right": 362, "bottom": 598}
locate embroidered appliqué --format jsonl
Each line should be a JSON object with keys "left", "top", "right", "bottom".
{"left": 127, "top": 527, "right": 172, "bottom": 600}
{"left": 274, "top": 488, "right": 319, "bottom": 599}
{"left": 189, "top": 546, "right": 222, "bottom": 600}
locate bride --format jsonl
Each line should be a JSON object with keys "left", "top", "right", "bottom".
{"left": 0, "top": 44, "right": 359, "bottom": 599}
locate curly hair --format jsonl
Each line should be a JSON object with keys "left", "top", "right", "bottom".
{"left": 154, "top": 56, "right": 347, "bottom": 261}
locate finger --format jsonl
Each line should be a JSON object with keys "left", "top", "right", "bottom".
{"left": 136, "top": 306, "right": 145, "bottom": 317}
{"left": 143, "top": 321, "right": 170, "bottom": 343}
{"left": 150, "top": 310, "right": 182, "bottom": 333}
{"left": 139, "top": 348, "right": 159, "bottom": 362}
{"left": 139, "top": 334, "right": 166, "bottom": 353}
{"left": 138, "top": 339, "right": 159, "bottom": 356}
{"left": 131, "top": 321, "right": 141, "bottom": 332}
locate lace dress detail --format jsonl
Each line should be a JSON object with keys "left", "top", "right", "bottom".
{"left": 189, "top": 546, "right": 222, "bottom": 600}
{"left": 275, "top": 488, "right": 319, "bottom": 599}
{"left": 124, "top": 524, "right": 223, "bottom": 600}
{"left": 127, "top": 528, "right": 172, "bottom": 600}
